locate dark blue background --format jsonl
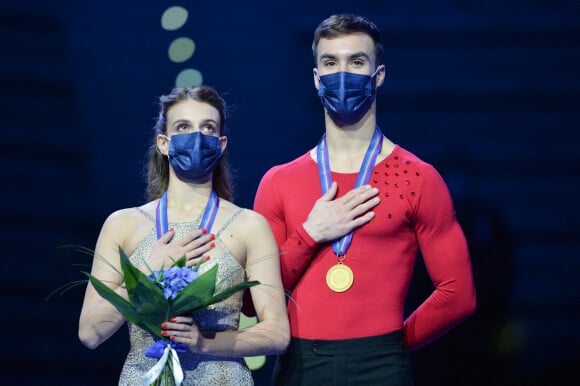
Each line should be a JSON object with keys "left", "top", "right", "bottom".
{"left": 1, "top": 0, "right": 579, "bottom": 385}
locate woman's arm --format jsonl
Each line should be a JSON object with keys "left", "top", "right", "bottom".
{"left": 78, "top": 208, "right": 216, "bottom": 350}
{"left": 78, "top": 210, "right": 130, "bottom": 350}
{"left": 165, "top": 210, "right": 290, "bottom": 357}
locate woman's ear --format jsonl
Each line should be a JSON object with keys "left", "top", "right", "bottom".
{"left": 156, "top": 134, "right": 169, "bottom": 156}
{"left": 219, "top": 136, "right": 228, "bottom": 154}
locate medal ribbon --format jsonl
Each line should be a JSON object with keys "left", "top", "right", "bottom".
{"left": 316, "top": 126, "right": 383, "bottom": 256}
{"left": 155, "top": 190, "right": 220, "bottom": 239}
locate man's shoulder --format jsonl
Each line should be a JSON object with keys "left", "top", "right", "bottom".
{"left": 392, "top": 145, "right": 447, "bottom": 189}
{"left": 262, "top": 151, "right": 314, "bottom": 180}
{"left": 393, "top": 145, "right": 436, "bottom": 171}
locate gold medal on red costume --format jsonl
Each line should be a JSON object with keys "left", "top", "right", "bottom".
{"left": 326, "top": 261, "right": 354, "bottom": 292}
{"left": 316, "top": 127, "right": 383, "bottom": 293}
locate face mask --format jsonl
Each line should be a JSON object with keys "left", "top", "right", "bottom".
{"left": 165, "top": 131, "right": 223, "bottom": 181}
{"left": 317, "top": 68, "right": 380, "bottom": 125}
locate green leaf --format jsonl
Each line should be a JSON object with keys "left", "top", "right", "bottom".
{"left": 170, "top": 269, "right": 260, "bottom": 316}
{"left": 118, "top": 247, "right": 145, "bottom": 295}
{"left": 173, "top": 255, "right": 187, "bottom": 268}
{"left": 86, "top": 248, "right": 262, "bottom": 339}
{"left": 86, "top": 248, "right": 170, "bottom": 339}
{"left": 169, "top": 264, "right": 219, "bottom": 316}
{"left": 120, "top": 249, "right": 171, "bottom": 338}
{"left": 198, "top": 280, "right": 260, "bottom": 310}
{"left": 85, "top": 272, "right": 163, "bottom": 338}
{"left": 85, "top": 273, "right": 139, "bottom": 323}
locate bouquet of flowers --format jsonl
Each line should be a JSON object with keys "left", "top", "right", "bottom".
{"left": 84, "top": 247, "right": 260, "bottom": 386}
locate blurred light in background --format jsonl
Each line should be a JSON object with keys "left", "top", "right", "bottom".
{"left": 161, "top": 5, "right": 203, "bottom": 87}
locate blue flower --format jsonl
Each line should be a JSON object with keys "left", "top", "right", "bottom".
{"left": 149, "top": 267, "right": 199, "bottom": 300}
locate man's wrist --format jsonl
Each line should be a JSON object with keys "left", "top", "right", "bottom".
{"left": 301, "top": 222, "right": 322, "bottom": 244}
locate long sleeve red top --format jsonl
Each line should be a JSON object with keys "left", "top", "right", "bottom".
{"left": 253, "top": 145, "right": 476, "bottom": 351}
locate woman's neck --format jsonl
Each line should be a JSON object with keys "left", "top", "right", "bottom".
{"left": 165, "top": 178, "right": 213, "bottom": 213}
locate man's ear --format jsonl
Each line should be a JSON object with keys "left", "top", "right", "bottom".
{"left": 375, "top": 64, "right": 386, "bottom": 88}
{"left": 313, "top": 67, "right": 320, "bottom": 91}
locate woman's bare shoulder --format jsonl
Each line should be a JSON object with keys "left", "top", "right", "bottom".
{"left": 219, "top": 202, "right": 268, "bottom": 233}
{"left": 105, "top": 201, "right": 156, "bottom": 224}
{"left": 99, "top": 202, "right": 157, "bottom": 242}
{"left": 99, "top": 201, "right": 157, "bottom": 254}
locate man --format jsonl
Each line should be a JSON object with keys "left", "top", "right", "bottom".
{"left": 254, "top": 14, "right": 476, "bottom": 385}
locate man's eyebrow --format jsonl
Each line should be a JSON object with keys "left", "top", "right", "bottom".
{"left": 318, "top": 52, "right": 371, "bottom": 61}
{"left": 319, "top": 53, "right": 338, "bottom": 61}
{"left": 349, "top": 52, "right": 371, "bottom": 60}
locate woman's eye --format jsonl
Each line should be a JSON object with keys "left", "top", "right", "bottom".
{"left": 201, "top": 125, "right": 216, "bottom": 133}
{"left": 177, "top": 124, "right": 189, "bottom": 131}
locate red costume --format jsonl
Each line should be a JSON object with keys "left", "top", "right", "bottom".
{"left": 254, "top": 145, "right": 476, "bottom": 351}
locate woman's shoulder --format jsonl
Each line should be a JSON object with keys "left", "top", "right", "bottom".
{"left": 99, "top": 202, "right": 157, "bottom": 253}
{"left": 218, "top": 200, "right": 267, "bottom": 228}
{"left": 103, "top": 201, "right": 157, "bottom": 228}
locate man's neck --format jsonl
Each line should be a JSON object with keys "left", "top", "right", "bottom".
{"left": 310, "top": 110, "right": 395, "bottom": 173}
{"left": 323, "top": 111, "right": 377, "bottom": 172}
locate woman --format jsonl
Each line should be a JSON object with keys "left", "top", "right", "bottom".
{"left": 79, "top": 86, "right": 290, "bottom": 385}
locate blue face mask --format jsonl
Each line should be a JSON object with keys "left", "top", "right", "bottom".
{"left": 166, "top": 131, "right": 223, "bottom": 181}
{"left": 317, "top": 68, "right": 380, "bottom": 125}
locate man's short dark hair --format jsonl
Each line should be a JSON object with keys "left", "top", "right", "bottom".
{"left": 312, "top": 14, "right": 383, "bottom": 66}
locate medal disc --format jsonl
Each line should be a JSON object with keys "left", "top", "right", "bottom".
{"left": 326, "top": 263, "right": 354, "bottom": 292}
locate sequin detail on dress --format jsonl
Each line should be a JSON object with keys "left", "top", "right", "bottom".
{"left": 118, "top": 208, "right": 253, "bottom": 385}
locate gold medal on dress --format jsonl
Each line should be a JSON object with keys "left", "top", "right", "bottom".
{"left": 326, "top": 262, "right": 354, "bottom": 292}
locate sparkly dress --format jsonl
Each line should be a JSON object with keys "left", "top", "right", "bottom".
{"left": 118, "top": 208, "right": 253, "bottom": 386}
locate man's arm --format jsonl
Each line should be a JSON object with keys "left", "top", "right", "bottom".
{"left": 403, "top": 165, "right": 476, "bottom": 351}
{"left": 253, "top": 168, "right": 319, "bottom": 290}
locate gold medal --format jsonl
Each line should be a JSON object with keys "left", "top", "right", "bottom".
{"left": 326, "top": 262, "right": 354, "bottom": 292}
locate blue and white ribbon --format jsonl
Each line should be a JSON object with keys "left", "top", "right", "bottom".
{"left": 316, "top": 126, "right": 383, "bottom": 256}
{"left": 141, "top": 343, "right": 184, "bottom": 386}
{"left": 156, "top": 190, "right": 220, "bottom": 239}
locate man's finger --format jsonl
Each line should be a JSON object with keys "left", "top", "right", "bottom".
{"left": 319, "top": 181, "right": 338, "bottom": 201}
